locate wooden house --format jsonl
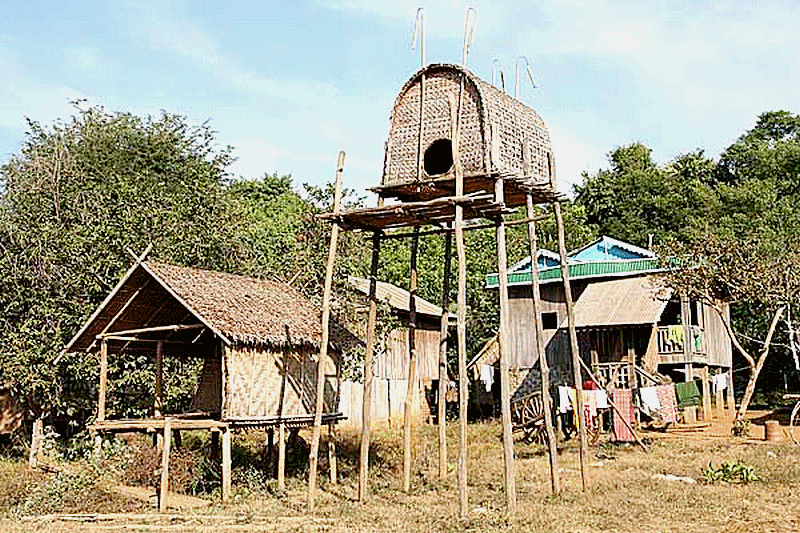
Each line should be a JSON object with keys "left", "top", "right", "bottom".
{"left": 339, "top": 277, "right": 447, "bottom": 427}
{"left": 62, "top": 260, "right": 349, "bottom": 503}
{"left": 476, "top": 236, "right": 734, "bottom": 420}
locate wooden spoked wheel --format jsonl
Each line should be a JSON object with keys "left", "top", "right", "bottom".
{"left": 790, "top": 400, "right": 800, "bottom": 446}
{"left": 512, "top": 392, "right": 547, "bottom": 444}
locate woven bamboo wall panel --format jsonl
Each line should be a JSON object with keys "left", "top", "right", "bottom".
{"left": 382, "top": 64, "right": 554, "bottom": 193}
{"left": 223, "top": 345, "right": 337, "bottom": 419}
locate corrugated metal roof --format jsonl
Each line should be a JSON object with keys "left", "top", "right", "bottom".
{"left": 565, "top": 275, "right": 672, "bottom": 328}
{"left": 347, "top": 277, "right": 442, "bottom": 318}
{"left": 486, "top": 258, "right": 664, "bottom": 288}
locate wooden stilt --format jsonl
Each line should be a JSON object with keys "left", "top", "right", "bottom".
{"left": 277, "top": 422, "right": 286, "bottom": 490}
{"left": 726, "top": 367, "right": 736, "bottom": 415}
{"left": 715, "top": 370, "right": 725, "bottom": 419}
{"left": 554, "top": 201, "right": 588, "bottom": 490}
{"left": 221, "top": 427, "right": 231, "bottom": 504}
{"left": 159, "top": 418, "right": 172, "bottom": 513}
{"left": 308, "top": 150, "right": 345, "bottom": 512}
{"left": 28, "top": 417, "right": 43, "bottom": 469}
{"left": 525, "top": 193, "right": 560, "bottom": 495}
{"left": 94, "top": 340, "right": 109, "bottom": 458}
{"left": 494, "top": 178, "right": 516, "bottom": 514}
{"left": 266, "top": 427, "right": 274, "bottom": 472}
{"left": 701, "top": 366, "right": 711, "bottom": 422}
{"left": 438, "top": 229, "right": 452, "bottom": 480}
{"left": 449, "top": 89, "right": 469, "bottom": 518}
{"left": 155, "top": 340, "right": 164, "bottom": 448}
{"left": 327, "top": 423, "right": 338, "bottom": 485}
{"left": 359, "top": 230, "right": 381, "bottom": 501}
{"left": 403, "top": 228, "right": 420, "bottom": 493}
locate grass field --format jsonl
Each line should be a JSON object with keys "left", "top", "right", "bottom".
{"left": 1, "top": 420, "right": 799, "bottom": 532}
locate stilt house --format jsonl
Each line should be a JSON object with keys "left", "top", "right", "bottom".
{"left": 477, "top": 236, "right": 734, "bottom": 417}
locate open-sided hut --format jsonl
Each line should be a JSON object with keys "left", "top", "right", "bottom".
{"left": 63, "top": 260, "right": 346, "bottom": 503}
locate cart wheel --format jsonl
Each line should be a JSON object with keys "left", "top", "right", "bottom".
{"left": 790, "top": 401, "right": 800, "bottom": 446}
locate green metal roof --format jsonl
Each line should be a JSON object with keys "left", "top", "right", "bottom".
{"left": 485, "top": 258, "right": 664, "bottom": 288}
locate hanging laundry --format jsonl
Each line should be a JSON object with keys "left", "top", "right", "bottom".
{"left": 594, "top": 389, "right": 609, "bottom": 409}
{"left": 639, "top": 386, "right": 661, "bottom": 415}
{"left": 558, "top": 385, "right": 572, "bottom": 414}
{"left": 610, "top": 388, "right": 635, "bottom": 442}
{"left": 711, "top": 373, "right": 727, "bottom": 393}
{"left": 582, "top": 390, "right": 598, "bottom": 429}
{"left": 479, "top": 364, "right": 495, "bottom": 393}
{"left": 674, "top": 380, "right": 701, "bottom": 408}
{"left": 667, "top": 325, "right": 684, "bottom": 345}
{"left": 655, "top": 384, "right": 678, "bottom": 424}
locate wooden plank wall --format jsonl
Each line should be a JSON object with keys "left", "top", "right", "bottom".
{"left": 338, "top": 378, "right": 423, "bottom": 428}
{"left": 702, "top": 300, "right": 732, "bottom": 368}
{"left": 374, "top": 328, "right": 441, "bottom": 380}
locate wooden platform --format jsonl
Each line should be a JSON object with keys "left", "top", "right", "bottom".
{"left": 90, "top": 413, "right": 346, "bottom": 433}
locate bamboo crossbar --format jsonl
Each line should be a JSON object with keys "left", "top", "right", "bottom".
{"left": 97, "top": 324, "right": 204, "bottom": 339}
{"left": 379, "top": 213, "right": 549, "bottom": 240}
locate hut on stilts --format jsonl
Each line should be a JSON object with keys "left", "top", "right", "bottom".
{"left": 309, "top": 12, "right": 589, "bottom": 513}
{"left": 61, "top": 259, "right": 348, "bottom": 510}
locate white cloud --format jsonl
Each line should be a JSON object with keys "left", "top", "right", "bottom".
{"left": 124, "top": 1, "right": 339, "bottom": 107}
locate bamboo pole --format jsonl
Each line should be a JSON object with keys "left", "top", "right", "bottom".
{"left": 328, "top": 423, "right": 338, "bottom": 485}
{"left": 359, "top": 229, "right": 381, "bottom": 501}
{"left": 525, "top": 194, "right": 560, "bottom": 494}
{"left": 308, "top": 150, "right": 345, "bottom": 512}
{"left": 221, "top": 427, "right": 231, "bottom": 503}
{"left": 159, "top": 418, "right": 172, "bottom": 513}
{"left": 379, "top": 214, "right": 549, "bottom": 241}
{"left": 449, "top": 88, "right": 469, "bottom": 518}
{"left": 438, "top": 228, "right": 452, "bottom": 480}
{"left": 494, "top": 178, "right": 517, "bottom": 513}
{"left": 277, "top": 422, "right": 286, "bottom": 490}
{"left": 554, "top": 201, "right": 588, "bottom": 491}
{"left": 154, "top": 341, "right": 163, "bottom": 418}
{"left": 94, "top": 340, "right": 109, "bottom": 458}
{"left": 403, "top": 228, "right": 420, "bottom": 493}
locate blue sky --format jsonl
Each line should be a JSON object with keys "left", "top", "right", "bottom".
{"left": 2, "top": 0, "right": 799, "bottom": 199}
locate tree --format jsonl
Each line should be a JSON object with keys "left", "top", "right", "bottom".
{"left": 0, "top": 105, "right": 245, "bottom": 428}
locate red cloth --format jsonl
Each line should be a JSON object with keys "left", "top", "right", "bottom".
{"left": 655, "top": 384, "right": 678, "bottom": 424}
{"left": 610, "top": 388, "right": 635, "bottom": 442}
{"left": 583, "top": 379, "right": 598, "bottom": 390}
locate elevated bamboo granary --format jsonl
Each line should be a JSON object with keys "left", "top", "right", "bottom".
{"left": 62, "top": 260, "right": 349, "bottom": 510}
{"left": 312, "top": 61, "right": 588, "bottom": 514}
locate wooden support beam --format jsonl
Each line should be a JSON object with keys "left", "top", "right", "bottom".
{"left": 98, "top": 324, "right": 203, "bottom": 339}
{"left": 221, "top": 427, "right": 232, "bottom": 503}
{"left": 327, "top": 423, "right": 338, "bottom": 485}
{"left": 379, "top": 214, "right": 549, "bottom": 240}
{"left": 308, "top": 150, "right": 345, "bottom": 512}
{"left": 525, "top": 193, "right": 560, "bottom": 495}
{"left": 495, "top": 177, "right": 517, "bottom": 514}
{"left": 438, "top": 228, "right": 452, "bottom": 480}
{"left": 715, "top": 370, "right": 725, "bottom": 419}
{"left": 277, "top": 422, "right": 286, "bottom": 490}
{"left": 98, "top": 340, "right": 108, "bottom": 422}
{"left": 28, "top": 417, "right": 43, "bottom": 469}
{"left": 159, "top": 418, "right": 172, "bottom": 513}
{"left": 701, "top": 366, "right": 711, "bottom": 422}
{"left": 359, "top": 228, "right": 382, "bottom": 501}
{"left": 155, "top": 341, "right": 164, "bottom": 418}
{"left": 403, "top": 227, "right": 420, "bottom": 493}
{"left": 726, "top": 367, "right": 736, "bottom": 414}
{"left": 449, "top": 88, "right": 469, "bottom": 518}
{"left": 554, "top": 201, "right": 589, "bottom": 491}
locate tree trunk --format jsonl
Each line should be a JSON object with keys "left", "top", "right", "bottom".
{"left": 736, "top": 306, "right": 785, "bottom": 421}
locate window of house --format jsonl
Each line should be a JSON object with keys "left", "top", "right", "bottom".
{"left": 541, "top": 312, "right": 558, "bottom": 329}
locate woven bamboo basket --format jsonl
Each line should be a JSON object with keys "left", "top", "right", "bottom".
{"left": 380, "top": 63, "right": 556, "bottom": 203}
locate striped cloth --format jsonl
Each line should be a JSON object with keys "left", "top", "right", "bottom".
{"left": 610, "top": 388, "right": 635, "bottom": 442}
{"left": 655, "top": 384, "right": 678, "bottom": 424}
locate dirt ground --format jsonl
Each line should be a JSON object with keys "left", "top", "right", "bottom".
{"left": 2, "top": 414, "right": 799, "bottom": 533}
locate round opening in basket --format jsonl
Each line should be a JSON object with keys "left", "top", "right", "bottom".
{"left": 423, "top": 138, "right": 453, "bottom": 176}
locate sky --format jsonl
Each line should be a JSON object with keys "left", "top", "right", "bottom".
{"left": 1, "top": 0, "right": 799, "bottom": 199}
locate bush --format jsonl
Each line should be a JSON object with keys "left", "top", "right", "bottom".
{"left": 702, "top": 459, "right": 759, "bottom": 483}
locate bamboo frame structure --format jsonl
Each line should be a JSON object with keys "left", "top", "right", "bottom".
{"left": 403, "top": 228, "right": 420, "bottom": 492}
{"left": 438, "top": 229, "right": 451, "bottom": 479}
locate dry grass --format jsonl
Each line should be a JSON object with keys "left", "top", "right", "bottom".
{"left": 1, "top": 421, "right": 799, "bottom": 532}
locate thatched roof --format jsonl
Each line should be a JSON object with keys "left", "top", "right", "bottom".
{"left": 64, "top": 261, "right": 339, "bottom": 353}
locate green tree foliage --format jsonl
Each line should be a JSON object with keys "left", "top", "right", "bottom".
{"left": 0, "top": 105, "right": 247, "bottom": 425}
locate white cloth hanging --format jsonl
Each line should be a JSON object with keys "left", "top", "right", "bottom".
{"left": 639, "top": 386, "right": 661, "bottom": 415}
{"left": 712, "top": 373, "right": 728, "bottom": 393}
{"left": 479, "top": 364, "right": 495, "bottom": 393}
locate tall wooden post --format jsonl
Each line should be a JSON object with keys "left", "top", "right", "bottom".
{"left": 308, "top": 150, "right": 345, "bottom": 512}
{"left": 94, "top": 340, "right": 109, "bottom": 457}
{"left": 715, "top": 370, "right": 725, "bottom": 419}
{"left": 403, "top": 228, "right": 420, "bottom": 493}
{"left": 681, "top": 295, "right": 696, "bottom": 423}
{"left": 159, "top": 418, "right": 172, "bottom": 513}
{"left": 359, "top": 229, "right": 381, "bottom": 501}
{"left": 328, "top": 423, "right": 338, "bottom": 485}
{"left": 221, "top": 426, "right": 231, "bottom": 503}
{"left": 494, "top": 178, "right": 517, "bottom": 513}
{"left": 554, "top": 201, "right": 588, "bottom": 490}
{"left": 277, "top": 421, "right": 286, "bottom": 490}
{"left": 701, "top": 366, "right": 711, "bottom": 422}
{"left": 525, "top": 193, "right": 559, "bottom": 494}
{"left": 449, "top": 89, "right": 469, "bottom": 518}
{"left": 726, "top": 367, "right": 736, "bottom": 414}
{"left": 438, "top": 229, "right": 452, "bottom": 479}
{"left": 155, "top": 341, "right": 164, "bottom": 417}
